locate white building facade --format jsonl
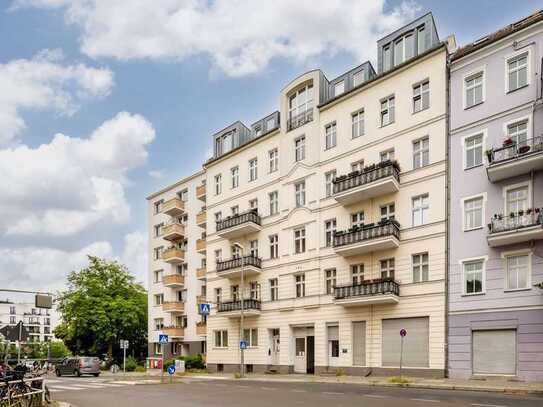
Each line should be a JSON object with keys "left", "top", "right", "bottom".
{"left": 0, "top": 301, "right": 59, "bottom": 343}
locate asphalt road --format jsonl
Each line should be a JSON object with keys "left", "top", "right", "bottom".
{"left": 54, "top": 377, "right": 543, "bottom": 407}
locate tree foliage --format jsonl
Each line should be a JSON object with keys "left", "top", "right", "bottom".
{"left": 53, "top": 256, "right": 147, "bottom": 360}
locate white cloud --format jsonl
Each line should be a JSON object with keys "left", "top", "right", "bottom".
{"left": 0, "top": 112, "right": 155, "bottom": 237}
{"left": 14, "top": 0, "right": 419, "bottom": 77}
{"left": 0, "top": 48, "right": 114, "bottom": 144}
{"left": 121, "top": 231, "right": 148, "bottom": 286}
{"left": 148, "top": 169, "right": 164, "bottom": 179}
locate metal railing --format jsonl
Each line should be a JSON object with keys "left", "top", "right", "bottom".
{"left": 216, "top": 210, "right": 261, "bottom": 232}
{"left": 333, "top": 219, "right": 400, "bottom": 248}
{"left": 216, "top": 255, "right": 262, "bottom": 272}
{"left": 287, "top": 109, "right": 314, "bottom": 131}
{"left": 487, "top": 136, "right": 543, "bottom": 164}
{"left": 488, "top": 210, "right": 543, "bottom": 234}
{"left": 334, "top": 278, "right": 400, "bottom": 300}
{"left": 333, "top": 160, "right": 400, "bottom": 195}
{"left": 0, "top": 374, "right": 46, "bottom": 406}
{"left": 217, "top": 299, "right": 261, "bottom": 313}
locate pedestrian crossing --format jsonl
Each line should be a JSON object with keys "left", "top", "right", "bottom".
{"left": 46, "top": 378, "right": 134, "bottom": 393}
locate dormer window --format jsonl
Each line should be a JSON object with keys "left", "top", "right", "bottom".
{"left": 334, "top": 81, "right": 344, "bottom": 96}
{"left": 353, "top": 70, "right": 364, "bottom": 87}
{"left": 266, "top": 117, "right": 275, "bottom": 131}
{"left": 254, "top": 125, "right": 262, "bottom": 136}
{"left": 394, "top": 32, "right": 414, "bottom": 67}
{"left": 383, "top": 45, "right": 391, "bottom": 71}
{"left": 417, "top": 25, "right": 426, "bottom": 53}
{"left": 215, "top": 130, "right": 235, "bottom": 156}
{"left": 288, "top": 83, "right": 314, "bottom": 131}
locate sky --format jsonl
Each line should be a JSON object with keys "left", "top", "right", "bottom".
{"left": 0, "top": 0, "right": 541, "bottom": 295}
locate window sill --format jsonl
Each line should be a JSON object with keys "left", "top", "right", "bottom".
{"left": 463, "top": 226, "right": 483, "bottom": 232}
{"left": 506, "top": 84, "right": 529, "bottom": 94}
{"left": 324, "top": 146, "right": 337, "bottom": 151}
{"left": 380, "top": 121, "right": 395, "bottom": 128}
{"left": 464, "top": 101, "right": 484, "bottom": 110}
{"left": 461, "top": 292, "right": 486, "bottom": 297}
{"left": 504, "top": 287, "right": 531, "bottom": 293}
{"left": 412, "top": 106, "right": 430, "bottom": 115}
{"left": 464, "top": 163, "right": 483, "bottom": 171}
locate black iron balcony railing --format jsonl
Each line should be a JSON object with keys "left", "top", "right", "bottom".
{"left": 334, "top": 278, "right": 400, "bottom": 300}
{"left": 333, "top": 219, "right": 400, "bottom": 248}
{"left": 488, "top": 209, "right": 543, "bottom": 234}
{"left": 333, "top": 160, "right": 400, "bottom": 195}
{"left": 216, "top": 255, "right": 262, "bottom": 272}
{"left": 217, "top": 299, "right": 261, "bottom": 313}
{"left": 487, "top": 136, "right": 543, "bottom": 165}
{"left": 287, "top": 108, "right": 314, "bottom": 131}
{"left": 216, "top": 210, "right": 261, "bottom": 232}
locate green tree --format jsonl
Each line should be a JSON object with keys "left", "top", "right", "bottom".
{"left": 54, "top": 256, "right": 147, "bottom": 361}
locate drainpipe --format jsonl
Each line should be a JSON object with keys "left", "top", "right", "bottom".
{"left": 444, "top": 49, "right": 451, "bottom": 379}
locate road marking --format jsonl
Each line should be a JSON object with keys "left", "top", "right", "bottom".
{"left": 48, "top": 385, "right": 86, "bottom": 391}
{"left": 322, "top": 391, "right": 344, "bottom": 395}
{"left": 411, "top": 399, "right": 440, "bottom": 403}
{"left": 236, "top": 385, "right": 250, "bottom": 389}
{"left": 291, "top": 389, "right": 307, "bottom": 393}
{"left": 364, "top": 394, "right": 387, "bottom": 398}
{"left": 260, "top": 387, "right": 276, "bottom": 390}
{"left": 472, "top": 404, "right": 507, "bottom": 407}
{"left": 69, "top": 384, "right": 106, "bottom": 389}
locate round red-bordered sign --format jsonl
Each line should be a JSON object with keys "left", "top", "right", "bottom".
{"left": 400, "top": 329, "right": 407, "bottom": 337}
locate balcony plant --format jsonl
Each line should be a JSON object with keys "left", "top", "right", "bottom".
{"left": 518, "top": 144, "right": 531, "bottom": 154}
{"left": 503, "top": 137, "right": 514, "bottom": 147}
{"left": 485, "top": 149, "right": 493, "bottom": 162}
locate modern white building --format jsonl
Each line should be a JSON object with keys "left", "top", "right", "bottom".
{"left": 0, "top": 300, "right": 59, "bottom": 343}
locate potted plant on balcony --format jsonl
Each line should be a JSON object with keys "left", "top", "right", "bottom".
{"left": 517, "top": 144, "right": 531, "bottom": 154}
{"left": 485, "top": 149, "right": 493, "bottom": 163}
{"left": 503, "top": 137, "right": 514, "bottom": 147}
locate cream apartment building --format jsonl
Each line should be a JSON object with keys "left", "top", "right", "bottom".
{"left": 203, "top": 14, "right": 450, "bottom": 376}
{"left": 147, "top": 171, "right": 208, "bottom": 359}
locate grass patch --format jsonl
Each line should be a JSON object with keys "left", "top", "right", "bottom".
{"left": 233, "top": 372, "right": 241, "bottom": 379}
{"left": 335, "top": 369, "right": 346, "bottom": 377}
{"left": 186, "top": 368, "right": 208, "bottom": 374}
{"left": 388, "top": 376, "right": 411, "bottom": 384}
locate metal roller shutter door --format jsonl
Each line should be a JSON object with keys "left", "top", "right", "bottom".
{"left": 352, "top": 321, "right": 366, "bottom": 366}
{"left": 472, "top": 330, "right": 516, "bottom": 375}
{"left": 327, "top": 326, "right": 339, "bottom": 341}
{"left": 382, "top": 317, "right": 429, "bottom": 367}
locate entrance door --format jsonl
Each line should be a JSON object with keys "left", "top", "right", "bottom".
{"left": 327, "top": 326, "right": 339, "bottom": 367}
{"left": 269, "top": 328, "right": 280, "bottom": 365}
{"left": 472, "top": 330, "right": 516, "bottom": 375}
{"left": 294, "top": 337, "right": 306, "bottom": 373}
{"left": 306, "top": 336, "right": 315, "bottom": 374}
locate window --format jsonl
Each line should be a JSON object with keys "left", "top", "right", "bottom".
{"left": 506, "top": 186, "right": 528, "bottom": 214}
{"left": 289, "top": 84, "right": 313, "bottom": 121}
{"left": 249, "top": 282, "right": 259, "bottom": 299}
{"left": 507, "top": 52, "right": 528, "bottom": 92}
{"left": 269, "top": 191, "right": 279, "bottom": 215}
{"left": 266, "top": 117, "right": 275, "bottom": 131}
{"left": 325, "top": 268, "right": 337, "bottom": 294}
{"left": 463, "top": 259, "right": 484, "bottom": 294}
{"left": 465, "top": 72, "right": 484, "bottom": 108}
{"left": 214, "top": 249, "right": 222, "bottom": 263}
{"left": 413, "top": 137, "right": 429, "bottom": 169}
{"left": 214, "top": 174, "right": 222, "bottom": 195}
{"left": 154, "top": 294, "right": 164, "bottom": 306}
{"left": 214, "top": 288, "right": 222, "bottom": 304}
{"left": 215, "top": 130, "right": 236, "bottom": 156}
{"left": 153, "top": 343, "right": 163, "bottom": 355}
{"left": 417, "top": 25, "right": 426, "bottom": 53}
{"left": 380, "top": 259, "right": 395, "bottom": 279}
{"left": 179, "top": 189, "right": 188, "bottom": 202}
{"left": 215, "top": 330, "right": 228, "bottom": 348}
{"left": 153, "top": 270, "right": 163, "bottom": 283}
{"left": 380, "top": 203, "right": 395, "bottom": 221}
{"left": 507, "top": 120, "right": 528, "bottom": 145}
{"left": 153, "top": 223, "right": 163, "bottom": 237}
{"left": 412, "top": 253, "right": 429, "bottom": 282}
{"left": 295, "top": 274, "right": 306, "bottom": 298}
{"left": 153, "top": 246, "right": 163, "bottom": 260}
{"left": 380, "top": 149, "right": 395, "bottom": 162}
{"left": 231, "top": 166, "right": 239, "bottom": 188}
{"left": 351, "top": 110, "right": 364, "bottom": 138}
{"left": 9, "top": 306, "right": 15, "bottom": 315}
{"left": 154, "top": 318, "right": 164, "bottom": 331}
{"left": 353, "top": 69, "right": 364, "bottom": 87}
{"left": 9, "top": 316, "right": 16, "bottom": 324}
{"left": 269, "top": 234, "right": 279, "bottom": 259}
{"left": 231, "top": 285, "right": 239, "bottom": 301}
{"left": 294, "top": 136, "right": 305, "bottom": 161}
{"left": 231, "top": 205, "right": 239, "bottom": 216}
{"left": 250, "top": 239, "right": 259, "bottom": 257}
{"left": 383, "top": 44, "right": 391, "bottom": 71}
{"left": 294, "top": 228, "right": 306, "bottom": 254}
{"left": 270, "top": 278, "right": 278, "bottom": 301}
{"left": 325, "top": 122, "right": 337, "bottom": 149}
{"left": 351, "top": 264, "right": 364, "bottom": 285}
{"left": 464, "top": 196, "right": 484, "bottom": 230}
{"left": 269, "top": 148, "right": 279, "bottom": 173}
{"left": 214, "top": 211, "right": 222, "bottom": 223}
{"left": 325, "top": 170, "right": 336, "bottom": 197}
{"left": 249, "top": 158, "right": 258, "bottom": 181}
{"left": 231, "top": 245, "right": 241, "bottom": 259}
{"left": 324, "top": 219, "right": 336, "bottom": 247}
{"left": 153, "top": 199, "right": 163, "bottom": 214}
{"left": 351, "top": 159, "right": 364, "bottom": 172}
{"left": 394, "top": 32, "right": 414, "bottom": 66}
{"left": 505, "top": 254, "right": 530, "bottom": 290}
{"left": 412, "top": 194, "right": 429, "bottom": 226}
{"left": 334, "top": 81, "right": 344, "bottom": 95}
{"left": 249, "top": 198, "right": 258, "bottom": 211}
{"left": 295, "top": 181, "right": 306, "bottom": 207}
{"left": 380, "top": 96, "right": 395, "bottom": 126}
{"left": 465, "top": 133, "right": 483, "bottom": 168}
{"left": 351, "top": 211, "right": 364, "bottom": 227}
{"left": 413, "top": 80, "right": 429, "bottom": 112}
{"left": 254, "top": 124, "right": 262, "bottom": 136}
{"left": 243, "top": 328, "right": 259, "bottom": 347}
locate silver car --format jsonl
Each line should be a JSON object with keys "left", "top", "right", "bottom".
{"left": 56, "top": 357, "right": 100, "bottom": 377}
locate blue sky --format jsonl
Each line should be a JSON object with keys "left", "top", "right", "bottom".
{"left": 0, "top": 0, "right": 541, "bottom": 293}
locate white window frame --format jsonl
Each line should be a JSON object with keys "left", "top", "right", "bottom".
{"left": 295, "top": 273, "right": 306, "bottom": 298}
{"left": 295, "top": 181, "right": 306, "bottom": 207}
{"left": 334, "top": 80, "right": 345, "bottom": 96}
{"left": 412, "top": 136, "right": 429, "bottom": 169}
{"left": 325, "top": 170, "right": 336, "bottom": 198}
{"left": 351, "top": 109, "right": 364, "bottom": 139}
{"left": 412, "top": 194, "right": 429, "bottom": 227}
{"left": 504, "top": 49, "right": 531, "bottom": 93}
{"left": 214, "top": 330, "right": 228, "bottom": 348}
{"left": 461, "top": 193, "right": 486, "bottom": 232}
{"left": 502, "top": 181, "right": 532, "bottom": 215}
{"left": 412, "top": 79, "right": 430, "bottom": 113}
{"left": 269, "top": 278, "right": 278, "bottom": 301}
{"left": 460, "top": 256, "right": 487, "bottom": 296}
{"left": 501, "top": 249, "right": 532, "bottom": 291}
{"left": 243, "top": 328, "right": 259, "bottom": 347}
{"left": 294, "top": 135, "right": 306, "bottom": 162}
{"left": 351, "top": 264, "right": 364, "bottom": 285}
{"left": 502, "top": 115, "right": 532, "bottom": 146}
{"left": 380, "top": 95, "right": 395, "bottom": 126}
{"left": 462, "top": 67, "right": 486, "bottom": 109}
{"left": 325, "top": 268, "right": 337, "bottom": 295}
{"left": 269, "top": 191, "right": 279, "bottom": 215}
{"left": 214, "top": 174, "right": 222, "bottom": 195}
{"left": 269, "top": 234, "right": 279, "bottom": 259}
{"left": 325, "top": 122, "right": 337, "bottom": 150}
{"left": 324, "top": 218, "right": 336, "bottom": 248}
{"left": 461, "top": 129, "right": 487, "bottom": 169}
{"left": 380, "top": 149, "right": 395, "bottom": 162}
{"left": 269, "top": 148, "right": 279, "bottom": 173}
{"left": 249, "top": 158, "right": 258, "bottom": 181}
{"left": 231, "top": 166, "right": 239, "bottom": 189}
{"left": 412, "top": 252, "right": 429, "bottom": 283}
{"left": 294, "top": 227, "right": 306, "bottom": 254}
{"left": 353, "top": 69, "right": 364, "bottom": 87}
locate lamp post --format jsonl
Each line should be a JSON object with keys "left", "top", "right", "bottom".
{"left": 234, "top": 243, "right": 245, "bottom": 378}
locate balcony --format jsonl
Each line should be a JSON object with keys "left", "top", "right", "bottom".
{"left": 217, "top": 299, "right": 261, "bottom": 318}
{"left": 216, "top": 210, "right": 262, "bottom": 239}
{"left": 287, "top": 108, "right": 313, "bottom": 132}
{"left": 163, "top": 326, "right": 184, "bottom": 338}
{"left": 196, "top": 323, "right": 207, "bottom": 336}
{"left": 216, "top": 255, "right": 262, "bottom": 278}
{"left": 486, "top": 136, "right": 543, "bottom": 182}
{"left": 196, "top": 266, "right": 206, "bottom": 280}
{"left": 333, "top": 160, "right": 400, "bottom": 205}
{"left": 196, "top": 237, "right": 206, "bottom": 254}
{"left": 162, "top": 222, "right": 185, "bottom": 242}
{"left": 162, "top": 301, "right": 185, "bottom": 314}
{"left": 487, "top": 209, "right": 543, "bottom": 247}
{"left": 162, "top": 247, "right": 185, "bottom": 264}
{"left": 333, "top": 219, "right": 400, "bottom": 257}
{"left": 162, "top": 274, "right": 185, "bottom": 288}
{"left": 196, "top": 184, "right": 206, "bottom": 202}
{"left": 334, "top": 278, "right": 400, "bottom": 306}
{"left": 162, "top": 197, "right": 185, "bottom": 217}
{"left": 196, "top": 210, "right": 207, "bottom": 228}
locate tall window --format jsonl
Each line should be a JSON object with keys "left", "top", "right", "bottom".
{"left": 334, "top": 81, "right": 344, "bottom": 96}
{"left": 380, "top": 96, "right": 395, "bottom": 126}
{"left": 353, "top": 69, "right": 364, "bottom": 87}
{"left": 412, "top": 253, "right": 429, "bottom": 282}
{"left": 269, "top": 234, "right": 279, "bottom": 259}
{"left": 465, "top": 72, "right": 483, "bottom": 108}
{"left": 383, "top": 44, "right": 391, "bottom": 71}
{"left": 394, "top": 32, "right": 414, "bottom": 66}
{"left": 417, "top": 25, "right": 426, "bottom": 53}
{"left": 352, "top": 110, "right": 365, "bottom": 138}
{"left": 507, "top": 53, "right": 528, "bottom": 92}
{"left": 412, "top": 194, "right": 429, "bottom": 226}
{"left": 231, "top": 285, "right": 239, "bottom": 301}
{"left": 380, "top": 259, "right": 395, "bottom": 279}
{"left": 243, "top": 328, "right": 258, "bottom": 347}
{"left": 325, "top": 170, "right": 336, "bottom": 197}
{"left": 214, "top": 211, "right": 222, "bottom": 223}
{"left": 153, "top": 200, "right": 163, "bottom": 214}
{"left": 214, "top": 174, "right": 222, "bottom": 195}
{"left": 294, "top": 228, "right": 306, "bottom": 254}
{"left": 231, "top": 205, "right": 239, "bottom": 216}
{"left": 351, "top": 211, "right": 364, "bottom": 227}
{"left": 380, "top": 149, "right": 395, "bottom": 162}
{"left": 295, "top": 274, "right": 306, "bottom": 298}
{"left": 269, "top": 148, "right": 279, "bottom": 172}
{"left": 351, "top": 264, "right": 364, "bottom": 285}
{"left": 380, "top": 203, "right": 395, "bottom": 221}
{"left": 413, "top": 137, "right": 429, "bottom": 169}
{"left": 249, "top": 158, "right": 258, "bottom": 181}
{"left": 249, "top": 198, "right": 258, "bottom": 211}
{"left": 506, "top": 186, "right": 528, "bottom": 215}
{"left": 269, "top": 278, "right": 278, "bottom": 301}
{"left": 505, "top": 254, "right": 529, "bottom": 290}
{"left": 154, "top": 294, "right": 164, "bottom": 306}
{"left": 507, "top": 120, "right": 528, "bottom": 145}
{"left": 351, "top": 159, "right": 364, "bottom": 172}
{"left": 231, "top": 166, "right": 239, "bottom": 188}
{"left": 324, "top": 219, "right": 336, "bottom": 247}
{"left": 153, "top": 246, "right": 163, "bottom": 260}
{"left": 214, "top": 249, "right": 222, "bottom": 263}
{"left": 215, "top": 330, "right": 228, "bottom": 348}
{"left": 413, "top": 80, "right": 429, "bottom": 112}
{"left": 289, "top": 84, "right": 313, "bottom": 120}
{"left": 153, "top": 270, "right": 163, "bottom": 283}
{"left": 464, "top": 260, "right": 484, "bottom": 294}
{"left": 465, "top": 133, "right": 483, "bottom": 168}
{"left": 295, "top": 181, "right": 306, "bottom": 207}
{"left": 269, "top": 191, "right": 279, "bottom": 215}
{"left": 214, "top": 287, "right": 222, "bottom": 304}
{"left": 325, "top": 268, "right": 337, "bottom": 294}
{"left": 153, "top": 223, "right": 163, "bottom": 237}
{"left": 295, "top": 136, "right": 306, "bottom": 161}
{"left": 464, "top": 196, "right": 483, "bottom": 230}
{"left": 250, "top": 240, "right": 259, "bottom": 257}
{"left": 325, "top": 122, "right": 337, "bottom": 149}
{"left": 249, "top": 282, "right": 259, "bottom": 300}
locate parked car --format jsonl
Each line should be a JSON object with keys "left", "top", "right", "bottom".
{"left": 55, "top": 357, "right": 100, "bottom": 377}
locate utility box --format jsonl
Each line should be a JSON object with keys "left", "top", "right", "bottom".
{"left": 174, "top": 359, "right": 185, "bottom": 373}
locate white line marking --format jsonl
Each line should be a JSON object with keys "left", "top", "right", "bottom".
{"left": 291, "top": 389, "right": 307, "bottom": 393}
{"left": 260, "top": 387, "right": 276, "bottom": 390}
{"left": 322, "top": 391, "right": 344, "bottom": 395}
{"left": 236, "top": 385, "right": 250, "bottom": 389}
{"left": 364, "top": 394, "right": 387, "bottom": 398}
{"left": 97, "top": 383, "right": 126, "bottom": 387}
{"left": 472, "top": 404, "right": 507, "bottom": 407}
{"left": 49, "top": 385, "right": 86, "bottom": 391}
{"left": 411, "top": 399, "right": 440, "bottom": 403}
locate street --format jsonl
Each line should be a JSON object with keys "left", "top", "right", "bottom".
{"left": 55, "top": 378, "right": 543, "bottom": 407}
{"left": 45, "top": 374, "right": 135, "bottom": 395}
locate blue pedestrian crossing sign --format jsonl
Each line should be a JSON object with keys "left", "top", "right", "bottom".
{"left": 159, "top": 334, "right": 169, "bottom": 344}
{"left": 167, "top": 365, "right": 176, "bottom": 375}
{"left": 240, "top": 340, "right": 248, "bottom": 350}
{"left": 199, "top": 303, "right": 211, "bottom": 315}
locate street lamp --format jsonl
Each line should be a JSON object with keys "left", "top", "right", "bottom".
{"left": 233, "top": 242, "right": 245, "bottom": 378}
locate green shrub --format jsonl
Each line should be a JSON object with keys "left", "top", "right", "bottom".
{"left": 388, "top": 376, "right": 410, "bottom": 384}
{"left": 135, "top": 366, "right": 146, "bottom": 373}
{"left": 124, "top": 356, "right": 138, "bottom": 372}
{"left": 182, "top": 354, "right": 205, "bottom": 370}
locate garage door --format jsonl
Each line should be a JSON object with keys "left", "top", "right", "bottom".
{"left": 472, "top": 330, "right": 516, "bottom": 375}
{"left": 382, "top": 317, "right": 429, "bottom": 367}
{"left": 352, "top": 321, "right": 366, "bottom": 366}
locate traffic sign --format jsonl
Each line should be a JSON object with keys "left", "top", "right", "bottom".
{"left": 199, "top": 303, "right": 211, "bottom": 315}
{"left": 159, "top": 334, "right": 169, "bottom": 344}
{"left": 400, "top": 329, "right": 407, "bottom": 337}
{"left": 167, "top": 365, "right": 176, "bottom": 375}
{"left": 120, "top": 339, "right": 129, "bottom": 349}
{"left": 240, "top": 340, "right": 247, "bottom": 350}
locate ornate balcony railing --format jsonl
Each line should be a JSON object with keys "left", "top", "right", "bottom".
{"left": 487, "top": 136, "right": 543, "bottom": 164}
{"left": 216, "top": 210, "right": 261, "bottom": 232}
{"left": 216, "top": 255, "right": 262, "bottom": 272}
{"left": 217, "top": 299, "right": 261, "bottom": 313}
{"left": 287, "top": 108, "right": 314, "bottom": 131}
{"left": 333, "top": 219, "right": 400, "bottom": 248}
{"left": 333, "top": 160, "right": 400, "bottom": 195}
{"left": 488, "top": 209, "right": 543, "bottom": 234}
{"left": 334, "top": 278, "right": 400, "bottom": 300}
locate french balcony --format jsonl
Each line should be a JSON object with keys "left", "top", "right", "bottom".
{"left": 196, "top": 266, "right": 207, "bottom": 280}
{"left": 162, "top": 222, "right": 185, "bottom": 242}
{"left": 196, "top": 210, "right": 207, "bottom": 228}
{"left": 333, "top": 219, "right": 400, "bottom": 257}
{"left": 162, "top": 247, "right": 185, "bottom": 264}
{"left": 216, "top": 210, "right": 262, "bottom": 239}
{"left": 287, "top": 108, "right": 314, "bottom": 132}
{"left": 486, "top": 136, "right": 543, "bottom": 182}
{"left": 333, "top": 160, "right": 400, "bottom": 205}
{"left": 487, "top": 209, "right": 543, "bottom": 247}
{"left": 162, "top": 197, "right": 185, "bottom": 217}
{"left": 162, "top": 301, "right": 185, "bottom": 314}
{"left": 334, "top": 278, "right": 400, "bottom": 306}
{"left": 162, "top": 274, "right": 185, "bottom": 288}
{"left": 196, "top": 184, "right": 206, "bottom": 202}
{"left": 217, "top": 299, "right": 261, "bottom": 318}
{"left": 162, "top": 326, "right": 184, "bottom": 338}
{"left": 196, "top": 237, "right": 206, "bottom": 254}
{"left": 216, "top": 255, "right": 262, "bottom": 278}
{"left": 196, "top": 322, "right": 207, "bottom": 336}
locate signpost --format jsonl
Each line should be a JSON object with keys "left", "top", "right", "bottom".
{"left": 159, "top": 334, "right": 169, "bottom": 383}
{"left": 120, "top": 340, "right": 129, "bottom": 373}
{"left": 167, "top": 364, "right": 176, "bottom": 384}
{"left": 199, "top": 303, "right": 210, "bottom": 315}
{"left": 399, "top": 329, "right": 407, "bottom": 378}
